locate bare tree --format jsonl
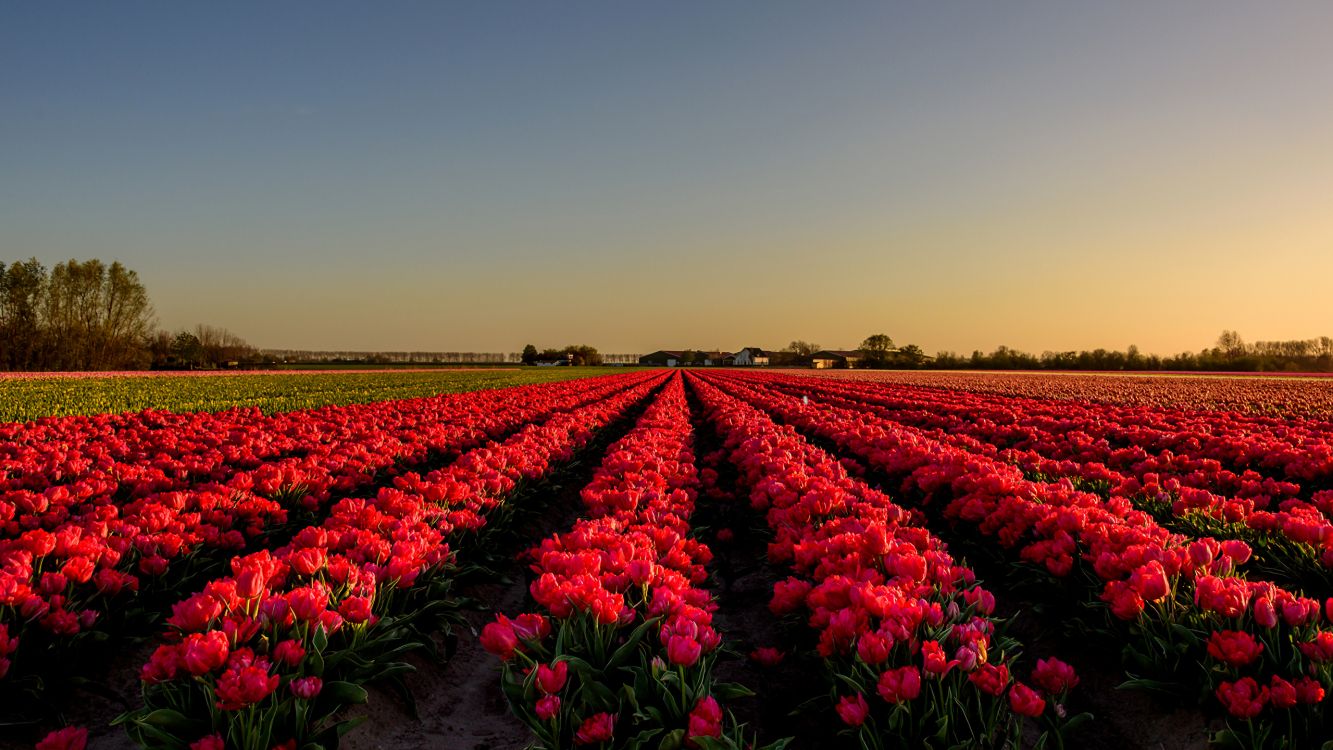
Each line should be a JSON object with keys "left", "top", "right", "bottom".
{"left": 783, "top": 340, "right": 821, "bottom": 357}
{"left": 1217, "top": 330, "right": 1246, "bottom": 357}
{"left": 0, "top": 259, "right": 47, "bottom": 369}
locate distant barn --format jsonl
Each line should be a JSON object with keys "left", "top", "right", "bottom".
{"left": 638, "top": 350, "right": 733, "bottom": 366}
{"left": 639, "top": 350, "right": 687, "bottom": 366}
{"left": 811, "top": 349, "right": 864, "bottom": 369}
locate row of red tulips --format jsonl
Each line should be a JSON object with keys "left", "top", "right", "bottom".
{"left": 112, "top": 372, "right": 667, "bottom": 749}
{"left": 688, "top": 373, "right": 1083, "bottom": 748}
{"left": 2, "top": 372, "right": 639, "bottom": 538}
{"left": 772, "top": 373, "right": 1330, "bottom": 494}
{"left": 484, "top": 375, "right": 772, "bottom": 749}
{"left": 811, "top": 370, "right": 1333, "bottom": 420}
{"left": 0, "top": 373, "right": 654, "bottom": 707}
{"left": 701, "top": 371, "right": 1333, "bottom": 747}
{"left": 757, "top": 375, "right": 1333, "bottom": 577}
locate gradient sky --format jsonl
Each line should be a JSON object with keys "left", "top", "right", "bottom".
{"left": 3, "top": 2, "right": 1332, "bottom": 355}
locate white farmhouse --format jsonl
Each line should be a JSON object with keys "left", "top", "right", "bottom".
{"left": 732, "top": 347, "right": 770, "bottom": 366}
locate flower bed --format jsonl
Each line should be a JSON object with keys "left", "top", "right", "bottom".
{"left": 689, "top": 374, "right": 1081, "bottom": 748}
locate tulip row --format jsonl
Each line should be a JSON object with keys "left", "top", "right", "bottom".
{"left": 484, "top": 375, "right": 769, "bottom": 749}
{"left": 1, "top": 371, "right": 643, "bottom": 533}
{"left": 755, "top": 374, "right": 1333, "bottom": 581}
{"left": 808, "top": 369, "right": 1333, "bottom": 420}
{"left": 115, "top": 372, "right": 669, "bottom": 750}
{"left": 0, "top": 372, "right": 655, "bottom": 708}
{"left": 700, "top": 371, "right": 1333, "bottom": 747}
{"left": 767, "top": 371, "right": 1332, "bottom": 493}
{"left": 686, "top": 373, "right": 1082, "bottom": 748}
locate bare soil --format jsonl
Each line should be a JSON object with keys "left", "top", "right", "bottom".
{"left": 339, "top": 580, "right": 532, "bottom": 750}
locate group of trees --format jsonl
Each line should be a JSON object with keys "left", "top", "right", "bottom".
{"left": 771, "top": 335, "right": 929, "bottom": 368}
{"left": 856, "top": 334, "right": 929, "bottom": 368}
{"left": 933, "top": 331, "right": 1333, "bottom": 373}
{"left": 521, "top": 344, "right": 603, "bottom": 366}
{"left": 771, "top": 340, "right": 821, "bottom": 366}
{"left": 150, "top": 324, "right": 263, "bottom": 370}
{"left": 2, "top": 258, "right": 155, "bottom": 370}
{"left": 0, "top": 257, "right": 257, "bottom": 371}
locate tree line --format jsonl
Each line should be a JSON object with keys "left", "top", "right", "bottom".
{"left": 932, "top": 331, "right": 1333, "bottom": 373}
{"left": 0, "top": 258, "right": 260, "bottom": 371}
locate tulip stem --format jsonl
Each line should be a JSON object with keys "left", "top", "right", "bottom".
{"left": 678, "top": 664, "right": 686, "bottom": 709}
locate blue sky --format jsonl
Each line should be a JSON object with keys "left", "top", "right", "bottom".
{"left": 4, "top": 2, "right": 1332, "bottom": 354}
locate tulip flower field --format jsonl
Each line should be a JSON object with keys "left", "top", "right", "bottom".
{"left": 4, "top": 369, "right": 1333, "bottom": 749}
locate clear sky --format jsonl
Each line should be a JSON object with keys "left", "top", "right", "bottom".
{"left": 3, "top": 2, "right": 1331, "bottom": 355}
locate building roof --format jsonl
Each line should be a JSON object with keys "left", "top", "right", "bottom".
{"left": 739, "top": 347, "right": 769, "bottom": 356}
{"left": 812, "top": 349, "right": 865, "bottom": 359}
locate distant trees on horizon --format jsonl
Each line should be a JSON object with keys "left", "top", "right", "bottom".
{"left": 770, "top": 331, "right": 1333, "bottom": 373}
{"left": 6, "top": 259, "right": 1330, "bottom": 375}
{"left": 932, "top": 330, "right": 1333, "bottom": 373}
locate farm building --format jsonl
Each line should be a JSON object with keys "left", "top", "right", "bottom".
{"left": 639, "top": 350, "right": 687, "bottom": 366}
{"left": 637, "top": 350, "right": 733, "bottom": 366}
{"left": 811, "top": 349, "right": 865, "bottom": 369}
{"left": 732, "top": 347, "right": 770, "bottom": 366}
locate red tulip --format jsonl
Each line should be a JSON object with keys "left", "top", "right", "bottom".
{"left": 1128, "top": 561, "right": 1170, "bottom": 602}
{"left": 686, "top": 696, "right": 723, "bottom": 746}
{"left": 574, "top": 712, "right": 615, "bottom": 744}
{"left": 1206, "top": 630, "right": 1263, "bottom": 668}
{"left": 876, "top": 665, "right": 922, "bottom": 704}
{"left": 36, "top": 727, "right": 87, "bottom": 750}
{"left": 480, "top": 619, "right": 518, "bottom": 660}
{"left": 1219, "top": 539, "right": 1252, "bottom": 566}
{"left": 536, "top": 661, "right": 568, "bottom": 694}
{"left": 1216, "top": 677, "right": 1267, "bottom": 719}
{"left": 235, "top": 567, "right": 266, "bottom": 599}
{"left": 511, "top": 613, "right": 550, "bottom": 641}
{"left": 1008, "top": 682, "right": 1046, "bottom": 717}
{"left": 1269, "top": 676, "right": 1298, "bottom": 709}
{"left": 214, "top": 662, "right": 280, "bottom": 710}
{"left": 338, "top": 596, "right": 374, "bottom": 624}
{"left": 856, "top": 631, "right": 892, "bottom": 665}
{"left": 289, "top": 675, "right": 323, "bottom": 700}
{"left": 835, "top": 693, "right": 870, "bottom": 726}
{"left": 968, "top": 663, "right": 1010, "bottom": 697}
{"left": 189, "top": 735, "right": 225, "bottom": 750}
{"left": 1253, "top": 596, "right": 1278, "bottom": 629}
{"left": 1294, "top": 676, "right": 1325, "bottom": 704}
{"left": 1100, "top": 580, "right": 1145, "bottom": 620}
{"left": 667, "top": 634, "right": 701, "bottom": 667}
{"left": 1030, "top": 657, "right": 1078, "bottom": 695}
{"left": 749, "top": 647, "right": 785, "bottom": 667}
{"left": 1298, "top": 632, "right": 1333, "bottom": 663}
{"left": 182, "top": 631, "right": 230, "bottom": 676}
{"left": 286, "top": 585, "right": 328, "bottom": 622}
{"left": 922, "top": 640, "right": 958, "bottom": 676}
{"left": 535, "top": 694, "right": 561, "bottom": 721}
